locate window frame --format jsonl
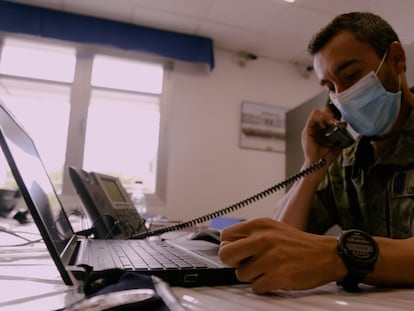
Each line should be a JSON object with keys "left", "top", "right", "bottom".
{"left": 0, "top": 33, "right": 169, "bottom": 209}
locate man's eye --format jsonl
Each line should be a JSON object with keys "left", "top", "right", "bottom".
{"left": 345, "top": 72, "right": 360, "bottom": 84}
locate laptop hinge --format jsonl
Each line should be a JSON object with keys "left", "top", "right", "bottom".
{"left": 62, "top": 235, "right": 91, "bottom": 286}
{"left": 75, "top": 227, "right": 95, "bottom": 238}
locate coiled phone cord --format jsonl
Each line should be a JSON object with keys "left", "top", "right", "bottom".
{"left": 132, "top": 157, "right": 327, "bottom": 239}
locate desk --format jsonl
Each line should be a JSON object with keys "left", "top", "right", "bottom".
{"left": 1, "top": 220, "right": 413, "bottom": 311}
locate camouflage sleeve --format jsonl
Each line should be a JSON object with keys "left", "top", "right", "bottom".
{"left": 305, "top": 174, "right": 338, "bottom": 235}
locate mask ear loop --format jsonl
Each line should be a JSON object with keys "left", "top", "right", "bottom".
{"left": 398, "top": 75, "right": 401, "bottom": 92}
{"left": 375, "top": 51, "right": 388, "bottom": 75}
{"left": 375, "top": 50, "right": 401, "bottom": 93}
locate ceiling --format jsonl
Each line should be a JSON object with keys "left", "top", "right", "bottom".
{"left": 5, "top": 0, "right": 414, "bottom": 66}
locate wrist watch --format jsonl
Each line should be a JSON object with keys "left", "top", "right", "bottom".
{"left": 337, "top": 229, "right": 379, "bottom": 292}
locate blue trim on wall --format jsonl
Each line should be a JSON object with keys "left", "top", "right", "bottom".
{"left": 0, "top": 1, "right": 215, "bottom": 69}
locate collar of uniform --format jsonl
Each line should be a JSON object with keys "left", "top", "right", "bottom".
{"left": 378, "top": 109, "right": 414, "bottom": 166}
{"left": 341, "top": 110, "right": 414, "bottom": 168}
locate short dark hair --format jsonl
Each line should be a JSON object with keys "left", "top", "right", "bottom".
{"left": 308, "top": 12, "right": 400, "bottom": 58}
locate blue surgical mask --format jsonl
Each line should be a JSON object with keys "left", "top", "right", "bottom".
{"left": 330, "top": 52, "right": 401, "bottom": 136}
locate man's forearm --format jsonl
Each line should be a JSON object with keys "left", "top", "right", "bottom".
{"left": 366, "top": 236, "right": 414, "bottom": 286}
{"left": 274, "top": 169, "right": 325, "bottom": 230}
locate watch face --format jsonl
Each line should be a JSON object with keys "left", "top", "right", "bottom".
{"left": 342, "top": 230, "right": 378, "bottom": 261}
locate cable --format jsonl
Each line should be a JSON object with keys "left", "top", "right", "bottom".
{"left": 132, "top": 157, "right": 327, "bottom": 239}
{"left": 0, "top": 227, "right": 43, "bottom": 247}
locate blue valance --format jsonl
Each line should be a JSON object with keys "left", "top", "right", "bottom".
{"left": 0, "top": 1, "right": 215, "bottom": 69}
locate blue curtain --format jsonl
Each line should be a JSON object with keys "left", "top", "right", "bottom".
{"left": 0, "top": 1, "right": 215, "bottom": 69}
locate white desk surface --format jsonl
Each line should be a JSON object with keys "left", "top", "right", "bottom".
{"left": 1, "top": 219, "right": 413, "bottom": 311}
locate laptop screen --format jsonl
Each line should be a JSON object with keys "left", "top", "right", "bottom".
{"left": 0, "top": 102, "right": 74, "bottom": 254}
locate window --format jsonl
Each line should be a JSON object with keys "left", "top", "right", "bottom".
{"left": 85, "top": 54, "right": 163, "bottom": 192}
{"left": 84, "top": 89, "right": 160, "bottom": 192}
{"left": 0, "top": 36, "right": 164, "bottom": 199}
{"left": 0, "top": 39, "right": 73, "bottom": 192}
{"left": 0, "top": 38, "right": 76, "bottom": 82}
{"left": 91, "top": 55, "right": 163, "bottom": 94}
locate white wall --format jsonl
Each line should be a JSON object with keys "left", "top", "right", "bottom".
{"left": 404, "top": 43, "right": 414, "bottom": 86}
{"left": 151, "top": 48, "right": 324, "bottom": 221}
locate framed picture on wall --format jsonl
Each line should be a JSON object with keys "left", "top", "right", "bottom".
{"left": 239, "top": 101, "right": 287, "bottom": 153}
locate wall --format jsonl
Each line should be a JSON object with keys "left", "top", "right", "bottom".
{"left": 285, "top": 91, "right": 326, "bottom": 179}
{"left": 405, "top": 43, "right": 414, "bottom": 86}
{"left": 151, "top": 48, "right": 324, "bottom": 221}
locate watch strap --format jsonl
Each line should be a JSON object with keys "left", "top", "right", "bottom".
{"left": 336, "top": 270, "right": 366, "bottom": 292}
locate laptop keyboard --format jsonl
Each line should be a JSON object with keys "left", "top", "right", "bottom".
{"left": 107, "top": 240, "right": 209, "bottom": 270}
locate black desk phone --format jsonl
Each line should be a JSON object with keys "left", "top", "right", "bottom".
{"left": 68, "top": 166, "right": 144, "bottom": 239}
{"left": 68, "top": 123, "right": 354, "bottom": 240}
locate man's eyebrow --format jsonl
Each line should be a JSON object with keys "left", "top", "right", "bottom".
{"left": 319, "top": 59, "right": 358, "bottom": 87}
{"left": 336, "top": 59, "right": 358, "bottom": 74}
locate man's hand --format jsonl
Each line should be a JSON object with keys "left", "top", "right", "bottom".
{"left": 219, "top": 218, "right": 346, "bottom": 294}
{"left": 302, "top": 106, "right": 343, "bottom": 168}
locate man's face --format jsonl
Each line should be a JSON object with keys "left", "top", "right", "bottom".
{"left": 313, "top": 31, "right": 390, "bottom": 95}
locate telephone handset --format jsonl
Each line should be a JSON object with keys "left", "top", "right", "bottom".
{"left": 324, "top": 123, "right": 355, "bottom": 148}
{"left": 324, "top": 101, "right": 355, "bottom": 148}
{"left": 68, "top": 166, "right": 145, "bottom": 239}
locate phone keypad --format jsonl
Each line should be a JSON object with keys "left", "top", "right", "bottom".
{"left": 114, "top": 208, "right": 143, "bottom": 238}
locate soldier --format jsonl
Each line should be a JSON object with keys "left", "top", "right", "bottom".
{"left": 219, "top": 12, "right": 414, "bottom": 294}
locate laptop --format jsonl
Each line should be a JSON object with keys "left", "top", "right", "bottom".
{"left": 0, "top": 100, "right": 239, "bottom": 287}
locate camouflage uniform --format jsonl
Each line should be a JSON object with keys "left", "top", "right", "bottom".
{"left": 307, "top": 111, "right": 414, "bottom": 238}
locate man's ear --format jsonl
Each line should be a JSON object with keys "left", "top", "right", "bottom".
{"left": 388, "top": 41, "right": 406, "bottom": 73}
